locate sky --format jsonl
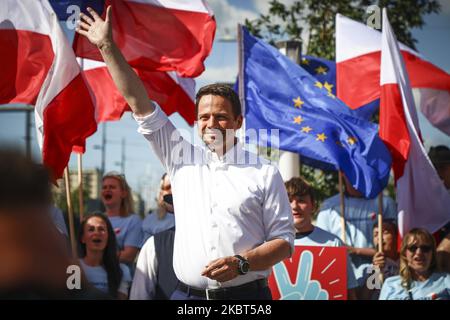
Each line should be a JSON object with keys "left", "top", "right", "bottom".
{"left": 1, "top": 0, "right": 449, "bottom": 211}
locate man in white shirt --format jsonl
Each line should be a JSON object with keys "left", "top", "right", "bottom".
{"left": 285, "top": 177, "right": 358, "bottom": 299}
{"left": 76, "top": 6, "right": 295, "bottom": 300}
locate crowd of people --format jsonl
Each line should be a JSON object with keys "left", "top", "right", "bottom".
{"left": 1, "top": 6, "right": 449, "bottom": 300}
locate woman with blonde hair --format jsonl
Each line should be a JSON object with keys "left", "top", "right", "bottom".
{"left": 102, "top": 172, "right": 143, "bottom": 267}
{"left": 142, "top": 173, "right": 175, "bottom": 243}
{"left": 379, "top": 228, "right": 450, "bottom": 300}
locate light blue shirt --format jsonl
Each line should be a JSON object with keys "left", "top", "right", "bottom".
{"left": 379, "top": 273, "right": 450, "bottom": 300}
{"left": 108, "top": 214, "right": 143, "bottom": 250}
{"left": 295, "top": 226, "right": 359, "bottom": 289}
{"left": 316, "top": 194, "right": 397, "bottom": 284}
{"left": 80, "top": 259, "right": 132, "bottom": 295}
{"left": 142, "top": 211, "right": 175, "bottom": 244}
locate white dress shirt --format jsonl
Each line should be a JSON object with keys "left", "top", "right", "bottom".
{"left": 134, "top": 105, "right": 295, "bottom": 289}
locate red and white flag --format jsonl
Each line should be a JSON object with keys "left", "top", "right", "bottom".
{"left": 80, "top": 58, "right": 196, "bottom": 125}
{"left": 74, "top": 0, "right": 216, "bottom": 78}
{"left": 0, "top": 0, "right": 97, "bottom": 180}
{"left": 336, "top": 14, "right": 450, "bottom": 136}
{"left": 379, "top": 9, "right": 450, "bottom": 236}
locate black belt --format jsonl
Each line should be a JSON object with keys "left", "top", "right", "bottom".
{"left": 177, "top": 279, "right": 268, "bottom": 300}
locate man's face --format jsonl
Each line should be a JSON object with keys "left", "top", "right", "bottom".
{"left": 197, "top": 95, "right": 243, "bottom": 152}
{"left": 159, "top": 175, "right": 173, "bottom": 212}
{"left": 289, "top": 194, "right": 314, "bottom": 232}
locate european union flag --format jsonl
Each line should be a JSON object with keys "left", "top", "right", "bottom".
{"left": 301, "top": 55, "right": 379, "bottom": 120}
{"left": 240, "top": 26, "right": 391, "bottom": 199}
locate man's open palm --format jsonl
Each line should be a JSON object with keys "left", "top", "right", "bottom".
{"left": 76, "top": 6, "right": 112, "bottom": 48}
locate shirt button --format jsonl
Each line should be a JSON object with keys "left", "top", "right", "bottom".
{"left": 211, "top": 246, "right": 216, "bottom": 251}
{"left": 211, "top": 222, "right": 217, "bottom": 228}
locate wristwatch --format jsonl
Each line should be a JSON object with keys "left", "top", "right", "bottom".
{"left": 234, "top": 255, "right": 250, "bottom": 275}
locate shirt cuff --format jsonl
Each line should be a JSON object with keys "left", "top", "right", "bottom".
{"left": 133, "top": 103, "right": 168, "bottom": 135}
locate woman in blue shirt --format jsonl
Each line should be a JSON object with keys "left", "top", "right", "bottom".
{"left": 380, "top": 228, "right": 450, "bottom": 300}
{"left": 78, "top": 213, "right": 131, "bottom": 299}
{"left": 101, "top": 172, "right": 143, "bottom": 266}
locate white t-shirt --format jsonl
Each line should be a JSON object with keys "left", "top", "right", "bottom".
{"left": 294, "top": 226, "right": 359, "bottom": 289}
{"left": 80, "top": 259, "right": 132, "bottom": 296}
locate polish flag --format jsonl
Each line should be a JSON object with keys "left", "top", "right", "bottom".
{"left": 336, "top": 14, "right": 450, "bottom": 136}
{"left": 0, "top": 0, "right": 97, "bottom": 180}
{"left": 379, "top": 9, "right": 450, "bottom": 236}
{"left": 73, "top": 0, "right": 216, "bottom": 78}
{"left": 80, "top": 58, "right": 196, "bottom": 124}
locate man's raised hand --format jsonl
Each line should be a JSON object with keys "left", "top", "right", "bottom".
{"left": 76, "top": 6, "right": 112, "bottom": 49}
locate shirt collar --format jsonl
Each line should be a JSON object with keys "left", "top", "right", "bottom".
{"left": 205, "top": 140, "right": 246, "bottom": 165}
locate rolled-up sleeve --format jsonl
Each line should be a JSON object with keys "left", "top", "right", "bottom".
{"left": 262, "top": 165, "right": 295, "bottom": 255}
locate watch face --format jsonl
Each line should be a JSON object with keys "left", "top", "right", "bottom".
{"left": 242, "top": 261, "right": 250, "bottom": 273}
{"left": 240, "top": 261, "right": 250, "bottom": 274}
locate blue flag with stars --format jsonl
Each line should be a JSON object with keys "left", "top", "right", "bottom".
{"left": 300, "top": 55, "right": 379, "bottom": 120}
{"left": 240, "top": 26, "right": 391, "bottom": 199}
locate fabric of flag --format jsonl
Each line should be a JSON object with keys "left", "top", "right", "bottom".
{"left": 240, "top": 26, "right": 392, "bottom": 199}
{"left": 0, "top": 0, "right": 97, "bottom": 180}
{"left": 301, "top": 55, "right": 379, "bottom": 120}
{"left": 336, "top": 13, "right": 450, "bottom": 136}
{"left": 379, "top": 9, "right": 450, "bottom": 236}
{"left": 73, "top": 0, "right": 216, "bottom": 78}
{"left": 71, "top": 0, "right": 214, "bottom": 125}
{"left": 79, "top": 58, "right": 196, "bottom": 124}
{"left": 49, "top": 0, "right": 104, "bottom": 20}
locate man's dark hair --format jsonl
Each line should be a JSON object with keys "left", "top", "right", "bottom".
{"left": 0, "top": 148, "right": 51, "bottom": 210}
{"left": 195, "top": 83, "right": 242, "bottom": 118}
{"left": 285, "top": 177, "right": 316, "bottom": 206}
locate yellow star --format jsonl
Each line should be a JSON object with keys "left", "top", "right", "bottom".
{"left": 327, "top": 91, "right": 335, "bottom": 99}
{"left": 293, "top": 96, "right": 304, "bottom": 108}
{"left": 301, "top": 126, "right": 312, "bottom": 133}
{"left": 316, "top": 133, "right": 327, "bottom": 142}
{"left": 315, "top": 65, "right": 328, "bottom": 75}
{"left": 323, "top": 81, "right": 334, "bottom": 93}
{"left": 347, "top": 137, "right": 357, "bottom": 145}
{"left": 293, "top": 116, "right": 304, "bottom": 124}
{"left": 314, "top": 81, "right": 323, "bottom": 89}
{"left": 301, "top": 58, "right": 310, "bottom": 65}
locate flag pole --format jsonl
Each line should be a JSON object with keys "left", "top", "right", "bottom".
{"left": 77, "top": 153, "right": 84, "bottom": 223}
{"left": 338, "top": 171, "right": 347, "bottom": 244}
{"left": 237, "top": 23, "right": 245, "bottom": 145}
{"left": 377, "top": 191, "right": 384, "bottom": 283}
{"left": 64, "top": 167, "right": 78, "bottom": 259}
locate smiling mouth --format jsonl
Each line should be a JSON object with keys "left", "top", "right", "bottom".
{"left": 104, "top": 194, "right": 112, "bottom": 200}
{"left": 92, "top": 239, "right": 102, "bottom": 244}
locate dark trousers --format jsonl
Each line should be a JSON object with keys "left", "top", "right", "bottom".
{"left": 170, "top": 285, "right": 272, "bottom": 300}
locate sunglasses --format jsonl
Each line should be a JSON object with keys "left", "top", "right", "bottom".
{"left": 407, "top": 245, "right": 432, "bottom": 253}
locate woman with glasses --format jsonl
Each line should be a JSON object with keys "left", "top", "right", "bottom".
{"left": 379, "top": 228, "right": 450, "bottom": 300}
{"left": 102, "top": 172, "right": 143, "bottom": 270}
{"left": 78, "top": 213, "right": 132, "bottom": 299}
